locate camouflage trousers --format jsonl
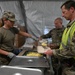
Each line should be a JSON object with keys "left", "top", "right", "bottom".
{"left": 52, "top": 56, "right": 62, "bottom": 75}
{"left": 60, "top": 58, "right": 75, "bottom": 75}
{"left": 52, "top": 57, "right": 75, "bottom": 75}
{"left": 62, "top": 66, "right": 75, "bottom": 75}
{"left": 0, "top": 55, "right": 11, "bottom": 65}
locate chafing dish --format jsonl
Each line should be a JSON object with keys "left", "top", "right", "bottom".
{"left": 0, "top": 65, "right": 43, "bottom": 75}
{"left": 9, "top": 56, "right": 49, "bottom": 68}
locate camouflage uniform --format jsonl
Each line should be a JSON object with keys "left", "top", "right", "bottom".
{"left": 41, "top": 26, "right": 65, "bottom": 75}
{"left": 53, "top": 20, "right": 75, "bottom": 75}
{"left": 41, "top": 26, "right": 65, "bottom": 48}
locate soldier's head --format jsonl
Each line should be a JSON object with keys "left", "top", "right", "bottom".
{"left": 61, "top": 0, "right": 75, "bottom": 20}
{"left": 2, "top": 11, "right": 16, "bottom": 28}
{"left": 54, "top": 17, "right": 63, "bottom": 29}
{"left": 2, "top": 11, "right": 16, "bottom": 21}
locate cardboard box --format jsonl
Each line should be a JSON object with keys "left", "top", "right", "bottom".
{"left": 14, "top": 26, "right": 26, "bottom": 48}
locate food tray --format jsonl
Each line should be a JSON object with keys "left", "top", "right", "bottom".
{"left": 0, "top": 66, "right": 43, "bottom": 75}
{"left": 9, "top": 56, "right": 49, "bottom": 68}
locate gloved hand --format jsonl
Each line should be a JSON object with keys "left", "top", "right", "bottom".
{"left": 31, "top": 36, "right": 38, "bottom": 41}
{"left": 7, "top": 52, "right": 16, "bottom": 59}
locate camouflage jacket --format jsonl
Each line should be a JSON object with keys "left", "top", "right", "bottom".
{"left": 41, "top": 26, "right": 65, "bottom": 47}
{"left": 53, "top": 20, "right": 75, "bottom": 59}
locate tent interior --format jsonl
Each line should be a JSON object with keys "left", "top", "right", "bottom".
{"left": 0, "top": 0, "right": 68, "bottom": 48}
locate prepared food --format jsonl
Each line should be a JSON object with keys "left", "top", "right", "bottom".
{"left": 26, "top": 52, "right": 43, "bottom": 57}
{"left": 41, "top": 42, "right": 47, "bottom": 47}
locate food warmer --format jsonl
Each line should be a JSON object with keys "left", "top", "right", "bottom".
{"left": 9, "top": 50, "right": 49, "bottom": 68}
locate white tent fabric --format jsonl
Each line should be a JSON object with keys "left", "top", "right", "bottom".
{"left": 0, "top": 1, "right": 25, "bottom": 26}
{"left": 0, "top": 1, "right": 68, "bottom": 44}
{"left": 23, "top": 1, "right": 68, "bottom": 43}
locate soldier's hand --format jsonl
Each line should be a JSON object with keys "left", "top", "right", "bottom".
{"left": 48, "top": 43, "right": 59, "bottom": 49}
{"left": 28, "top": 34, "right": 32, "bottom": 38}
{"left": 38, "top": 37, "right": 42, "bottom": 40}
{"left": 44, "top": 48, "right": 53, "bottom": 56}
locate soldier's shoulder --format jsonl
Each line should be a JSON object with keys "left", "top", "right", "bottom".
{"left": 51, "top": 28, "right": 56, "bottom": 31}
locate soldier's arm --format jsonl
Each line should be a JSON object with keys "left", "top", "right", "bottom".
{"left": 40, "top": 30, "right": 52, "bottom": 39}
{"left": 0, "top": 49, "right": 9, "bottom": 55}
{"left": 52, "top": 32, "right": 75, "bottom": 59}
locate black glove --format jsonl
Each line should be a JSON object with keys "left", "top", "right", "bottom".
{"left": 7, "top": 52, "right": 16, "bottom": 59}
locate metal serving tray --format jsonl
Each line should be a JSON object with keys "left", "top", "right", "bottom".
{"left": 9, "top": 56, "right": 49, "bottom": 68}
{"left": 0, "top": 65, "right": 43, "bottom": 75}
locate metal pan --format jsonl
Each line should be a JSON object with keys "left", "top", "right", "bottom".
{"left": 9, "top": 56, "right": 49, "bottom": 68}
{"left": 0, "top": 65, "right": 43, "bottom": 75}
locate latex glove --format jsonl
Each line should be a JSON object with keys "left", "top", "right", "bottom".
{"left": 7, "top": 52, "right": 16, "bottom": 59}
{"left": 31, "top": 36, "right": 38, "bottom": 41}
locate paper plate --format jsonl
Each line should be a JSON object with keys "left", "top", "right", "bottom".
{"left": 37, "top": 46, "right": 50, "bottom": 53}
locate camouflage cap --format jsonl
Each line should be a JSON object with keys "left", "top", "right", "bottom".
{"left": 2, "top": 11, "right": 16, "bottom": 21}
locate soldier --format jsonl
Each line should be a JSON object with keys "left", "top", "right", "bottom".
{"left": 39, "top": 17, "right": 65, "bottom": 75}
{"left": 44, "top": 0, "right": 75, "bottom": 75}
{"left": 0, "top": 11, "right": 32, "bottom": 65}
{"left": 39, "top": 17, "right": 65, "bottom": 49}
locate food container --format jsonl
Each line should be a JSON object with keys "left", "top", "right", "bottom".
{"left": 9, "top": 56, "right": 49, "bottom": 68}
{"left": 8, "top": 50, "right": 50, "bottom": 75}
{"left": 22, "top": 44, "right": 34, "bottom": 50}
{"left": 0, "top": 65, "right": 43, "bottom": 75}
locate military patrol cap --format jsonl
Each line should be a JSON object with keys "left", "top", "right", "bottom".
{"left": 2, "top": 11, "right": 16, "bottom": 21}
